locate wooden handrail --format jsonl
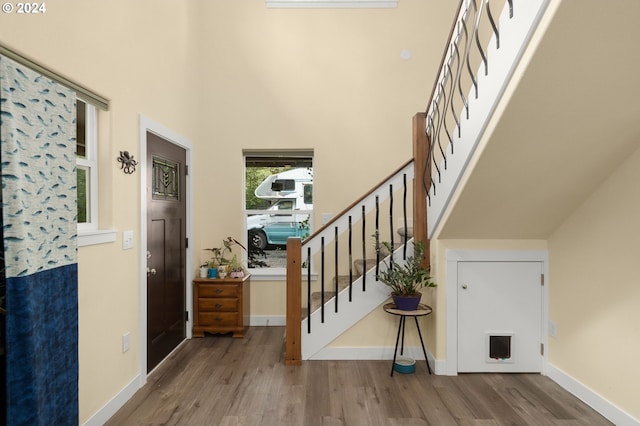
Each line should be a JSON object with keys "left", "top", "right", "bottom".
{"left": 301, "top": 158, "right": 414, "bottom": 249}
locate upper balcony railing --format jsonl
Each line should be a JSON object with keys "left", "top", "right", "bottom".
{"left": 423, "top": 0, "right": 550, "bottom": 237}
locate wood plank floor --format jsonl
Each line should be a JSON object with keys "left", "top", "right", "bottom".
{"left": 106, "top": 327, "right": 611, "bottom": 425}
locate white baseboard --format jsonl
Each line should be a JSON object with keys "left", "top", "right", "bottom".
{"left": 432, "top": 358, "right": 449, "bottom": 376}
{"left": 547, "top": 364, "right": 639, "bottom": 426}
{"left": 82, "top": 374, "right": 141, "bottom": 426}
{"left": 310, "top": 346, "right": 437, "bottom": 373}
{"left": 250, "top": 315, "right": 285, "bottom": 326}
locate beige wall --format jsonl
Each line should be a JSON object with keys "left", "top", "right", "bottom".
{"left": 189, "top": 0, "right": 457, "bottom": 353}
{"left": 548, "top": 145, "right": 640, "bottom": 420}
{"left": 0, "top": 0, "right": 457, "bottom": 422}
{"left": 1, "top": 1, "right": 199, "bottom": 421}
{"left": 189, "top": 0, "right": 456, "bottom": 252}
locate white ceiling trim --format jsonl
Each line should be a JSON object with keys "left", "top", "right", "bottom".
{"left": 266, "top": 0, "right": 397, "bottom": 9}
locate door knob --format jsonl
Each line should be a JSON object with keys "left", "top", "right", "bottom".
{"left": 146, "top": 252, "right": 156, "bottom": 276}
{"left": 461, "top": 283, "right": 468, "bottom": 290}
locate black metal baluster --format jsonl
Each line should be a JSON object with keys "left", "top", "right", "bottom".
{"left": 442, "top": 75, "right": 455, "bottom": 154}
{"left": 362, "top": 205, "right": 366, "bottom": 292}
{"left": 334, "top": 226, "right": 339, "bottom": 313}
{"left": 375, "top": 196, "right": 380, "bottom": 280}
{"left": 457, "top": 14, "right": 470, "bottom": 120}
{"left": 475, "top": 3, "right": 488, "bottom": 77}
{"left": 348, "top": 215, "right": 353, "bottom": 301}
{"left": 403, "top": 174, "right": 408, "bottom": 260}
{"left": 389, "top": 184, "right": 394, "bottom": 262}
{"left": 307, "top": 246, "right": 311, "bottom": 334}
{"left": 433, "top": 92, "right": 448, "bottom": 171}
{"left": 450, "top": 39, "right": 462, "bottom": 138}
{"left": 321, "top": 237, "right": 325, "bottom": 323}
{"left": 437, "top": 80, "right": 451, "bottom": 170}
{"left": 486, "top": 0, "right": 500, "bottom": 49}
{"left": 466, "top": 1, "right": 479, "bottom": 99}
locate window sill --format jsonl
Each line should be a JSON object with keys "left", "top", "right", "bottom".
{"left": 78, "top": 229, "right": 117, "bottom": 247}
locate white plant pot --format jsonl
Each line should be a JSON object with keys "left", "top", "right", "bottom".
{"left": 199, "top": 267, "right": 208, "bottom": 278}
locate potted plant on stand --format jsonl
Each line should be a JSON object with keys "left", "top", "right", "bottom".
{"left": 377, "top": 240, "right": 436, "bottom": 311}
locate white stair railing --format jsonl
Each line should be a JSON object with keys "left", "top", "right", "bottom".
{"left": 425, "top": 0, "right": 551, "bottom": 237}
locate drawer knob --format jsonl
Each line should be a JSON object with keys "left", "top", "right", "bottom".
{"left": 214, "top": 303, "right": 222, "bottom": 309}
{"left": 214, "top": 289, "right": 223, "bottom": 294}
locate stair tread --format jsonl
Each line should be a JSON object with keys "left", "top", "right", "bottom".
{"left": 353, "top": 258, "right": 378, "bottom": 276}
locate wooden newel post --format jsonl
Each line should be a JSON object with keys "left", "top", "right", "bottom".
{"left": 412, "top": 112, "right": 430, "bottom": 268}
{"left": 285, "top": 237, "right": 302, "bottom": 365}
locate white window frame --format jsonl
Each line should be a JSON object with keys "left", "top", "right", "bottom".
{"left": 77, "top": 100, "right": 98, "bottom": 232}
{"left": 77, "top": 100, "right": 116, "bottom": 246}
{"left": 243, "top": 152, "right": 314, "bottom": 281}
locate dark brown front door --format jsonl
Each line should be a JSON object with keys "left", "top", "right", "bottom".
{"left": 146, "top": 132, "right": 186, "bottom": 373}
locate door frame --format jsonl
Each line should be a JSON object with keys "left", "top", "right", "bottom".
{"left": 138, "top": 115, "right": 193, "bottom": 383}
{"left": 444, "top": 249, "right": 549, "bottom": 375}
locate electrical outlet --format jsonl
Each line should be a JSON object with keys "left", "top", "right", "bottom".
{"left": 549, "top": 320, "right": 557, "bottom": 338}
{"left": 122, "top": 230, "right": 134, "bottom": 250}
{"left": 122, "top": 332, "right": 130, "bottom": 353}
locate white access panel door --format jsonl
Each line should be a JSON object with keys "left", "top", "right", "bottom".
{"left": 458, "top": 261, "right": 543, "bottom": 373}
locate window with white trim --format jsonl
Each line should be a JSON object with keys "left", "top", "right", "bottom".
{"left": 76, "top": 99, "right": 98, "bottom": 232}
{"left": 244, "top": 151, "right": 314, "bottom": 278}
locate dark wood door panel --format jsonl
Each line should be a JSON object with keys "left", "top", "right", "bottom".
{"left": 146, "top": 132, "right": 186, "bottom": 373}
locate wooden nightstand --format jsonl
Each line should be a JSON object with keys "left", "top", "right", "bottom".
{"left": 192, "top": 275, "right": 250, "bottom": 338}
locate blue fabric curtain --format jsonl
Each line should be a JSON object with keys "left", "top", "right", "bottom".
{"left": 0, "top": 55, "right": 78, "bottom": 425}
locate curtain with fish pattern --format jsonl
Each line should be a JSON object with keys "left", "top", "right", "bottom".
{"left": 0, "top": 55, "right": 78, "bottom": 425}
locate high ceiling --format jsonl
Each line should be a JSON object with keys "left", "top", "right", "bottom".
{"left": 436, "top": 0, "right": 640, "bottom": 239}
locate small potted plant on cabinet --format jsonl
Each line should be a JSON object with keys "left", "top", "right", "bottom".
{"left": 227, "top": 254, "right": 245, "bottom": 278}
{"left": 207, "top": 259, "right": 219, "bottom": 279}
{"left": 204, "top": 236, "right": 245, "bottom": 279}
{"left": 199, "top": 262, "right": 209, "bottom": 278}
{"left": 377, "top": 240, "right": 436, "bottom": 311}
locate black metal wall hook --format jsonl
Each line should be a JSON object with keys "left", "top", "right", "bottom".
{"left": 117, "top": 151, "right": 138, "bottom": 174}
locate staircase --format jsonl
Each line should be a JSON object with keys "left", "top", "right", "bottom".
{"left": 285, "top": 159, "right": 425, "bottom": 363}
{"left": 285, "top": 0, "right": 551, "bottom": 365}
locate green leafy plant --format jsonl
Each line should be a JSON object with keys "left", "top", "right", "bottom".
{"left": 204, "top": 237, "right": 245, "bottom": 268}
{"left": 377, "top": 240, "right": 436, "bottom": 296}
{"left": 227, "top": 254, "right": 245, "bottom": 273}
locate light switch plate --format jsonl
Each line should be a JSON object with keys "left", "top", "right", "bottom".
{"left": 123, "top": 230, "right": 134, "bottom": 250}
